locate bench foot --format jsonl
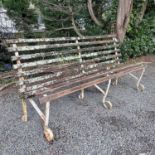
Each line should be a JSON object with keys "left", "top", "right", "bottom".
{"left": 103, "top": 101, "right": 113, "bottom": 110}
{"left": 21, "top": 115, "right": 28, "bottom": 122}
{"left": 29, "top": 98, "right": 54, "bottom": 142}
{"left": 95, "top": 79, "right": 112, "bottom": 110}
{"left": 129, "top": 68, "right": 145, "bottom": 92}
{"left": 44, "top": 127, "right": 54, "bottom": 142}
{"left": 21, "top": 97, "right": 28, "bottom": 122}
{"left": 137, "top": 84, "right": 145, "bottom": 92}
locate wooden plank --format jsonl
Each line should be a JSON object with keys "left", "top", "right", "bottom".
{"left": 25, "top": 59, "right": 116, "bottom": 89}
{"left": 11, "top": 45, "right": 119, "bottom": 61}
{"left": 13, "top": 44, "right": 26, "bottom": 93}
{"left": 26, "top": 62, "right": 142, "bottom": 96}
{"left": 19, "top": 53, "right": 120, "bottom": 77}
{"left": 13, "top": 50, "right": 120, "bottom": 69}
{"left": 8, "top": 40, "right": 115, "bottom": 52}
{"left": 25, "top": 61, "right": 117, "bottom": 95}
{"left": 6, "top": 34, "right": 116, "bottom": 44}
{"left": 39, "top": 66, "right": 144, "bottom": 103}
{"left": 36, "top": 62, "right": 143, "bottom": 94}
{"left": 24, "top": 59, "right": 118, "bottom": 91}
{"left": 17, "top": 55, "right": 121, "bottom": 85}
{"left": 0, "top": 70, "right": 16, "bottom": 79}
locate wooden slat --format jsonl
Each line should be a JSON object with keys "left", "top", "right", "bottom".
{"left": 13, "top": 44, "right": 26, "bottom": 93}
{"left": 24, "top": 55, "right": 119, "bottom": 86}
{"left": 14, "top": 51, "right": 120, "bottom": 70}
{"left": 38, "top": 65, "right": 144, "bottom": 103}
{"left": 11, "top": 45, "right": 119, "bottom": 61}
{"left": 41, "top": 64, "right": 143, "bottom": 96}
{"left": 25, "top": 61, "right": 117, "bottom": 94}
{"left": 0, "top": 70, "right": 16, "bottom": 79}
{"left": 25, "top": 58, "right": 116, "bottom": 85}
{"left": 8, "top": 40, "right": 115, "bottom": 52}
{"left": 6, "top": 34, "right": 116, "bottom": 44}
{"left": 25, "top": 58, "right": 121, "bottom": 94}
{"left": 19, "top": 53, "right": 120, "bottom": 77}
{"left": 27, "top": 62, "right": 143, "bottom": 95}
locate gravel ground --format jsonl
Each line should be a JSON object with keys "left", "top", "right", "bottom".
{"left": 0, "top": 63, "right": 155, "bottom": 155}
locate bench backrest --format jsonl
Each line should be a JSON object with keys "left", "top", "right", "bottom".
{"left": 6, "top": 34, "right": 121, "bottom": 96}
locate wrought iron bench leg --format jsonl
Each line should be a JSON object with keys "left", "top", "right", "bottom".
{"left": 79, "top": 89, "right": 84, "bottom": 99}
{"left": 29, "top": 98, "right": 54, "bottom": 142}
{"left": 129, "top": 68, "right": 145, "bottom": 91}
{"left": 21, "top": 97, "right": 28, "bottom": 122}
{"left": 115, "top": 78, "right": 119, "bottom": 86}
{"left": 112, "top": 78, "right": 119, "bottom": 86}
{"left": 44, "top": 101, "right": 54, "bottom": 142}
{"left": 94, "top": 79, "right": 112, "bottom": 109}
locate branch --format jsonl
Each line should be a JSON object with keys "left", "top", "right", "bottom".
{"left": 43, "top": 15, "right": 69, "bottom": 22}
{"left": 53, "top": 27, "right": 74, "bottom": 32}
{"left": 87, "top": 0, "right": 103, "bottom": 27}
{"left": 69, "top": 7, "right": 84, "bottom": 38}
{"left": 42, "top": 0, "right": 71, "bottom": 15}
{"left": 136, "top": 0, "right": 148, "bottom": 26}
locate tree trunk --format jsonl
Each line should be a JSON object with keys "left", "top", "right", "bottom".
{"left": 117, "top": 0, "right": 133, "bottom": 42}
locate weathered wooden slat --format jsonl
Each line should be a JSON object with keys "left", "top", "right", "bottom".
{"left": 19, "top": 56, "right": 115, "bottom": 77}
{"left": 31, "top": 63, "right": 143, "bottom": 96}
{"left": 38, "top": 66, "right": 144, "bottom": 103}
{"left": 6, "top": 34, "right": 116, "bottom": 44}
{"left": 25, "top": 61, "right": 117, "bottom": 94}
{"left": 25, "top": 59, "right": 115, "bottom": 86}
{"left": 44, "top": 64, "right": 143, "bottom": 95}
{"left": 8, "top": 40, "right": 115, "bottom": 52}
{"left": 24, "top": 55, "right": 119, "bottom": 86}
{"left": 13, "top": 44, "right": 26, "bottom": 94}
{"left": 13, "top": 52, "right": 119, "bottom": 69}
{"left": 13, "top": 50, "right": 120, "bottom": 69}
{"left": 44, "top": 64, "right": 142, "bottom": 94}
{"left": 0, "top": 70, "right": 16, "bottom": 79}
{"left": 25, "top": 59, "right": 122, "bottom": 94}
{"left": 13, "top": 55, "right": 79, "bottom": 69}
{"left": 11, "top": 45, "right": 119, "bottom": 61}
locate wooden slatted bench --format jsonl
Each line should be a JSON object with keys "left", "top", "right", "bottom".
{"left": 6, "top": 34, "right": 147, "bottom": 142}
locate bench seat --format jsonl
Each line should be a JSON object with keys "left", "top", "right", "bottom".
{"left": 37, "top": 62, "right": 144, "bottom": 103}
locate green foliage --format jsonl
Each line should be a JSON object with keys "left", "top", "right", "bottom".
{"left": 37, "top": 0, "right": 117, "bottom": 37}
{"left": 1, "top": 0, "right": 118, "bottom": 37}
{"left": 121, "top": 0, "right": 155, "bottom": 61}
{"left": 1, "top": 0, "right": 37, "bottom": 34}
